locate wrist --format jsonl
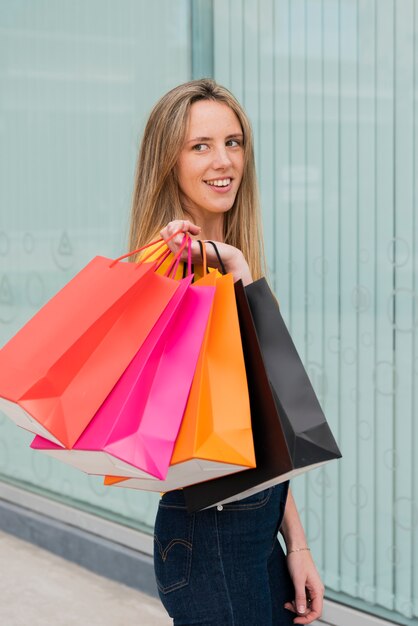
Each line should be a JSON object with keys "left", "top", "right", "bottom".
{"left": 225, "top": 249, "right": 252, "bottom": 285}
{"left": 286, "top": 546, "right": 311, "bottom": 556}
{"left": 280, "top": 529, "right": 308, "bottom": 551}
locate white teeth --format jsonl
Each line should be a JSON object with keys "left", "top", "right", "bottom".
{"left": 205, "top": 178, "right": 231, "bottom": 187}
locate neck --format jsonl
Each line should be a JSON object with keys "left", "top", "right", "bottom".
{"left": 183, "top": 209, "right": 225, "bottom": 243}
{"left": 199, "top": 224, "right": 224, "bottom": 242}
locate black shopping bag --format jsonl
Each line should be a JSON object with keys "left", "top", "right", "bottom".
{"left": 184, "top": 278, "right": 341, "bottom": 512}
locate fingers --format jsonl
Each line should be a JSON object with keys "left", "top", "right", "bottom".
{"left": 160, "top": 220, "right": 201, "bottom": 253}
{"left": 294, "top": 580, "right": 309, "bottom": 616}
{"left": 284, "top": 585, "right": 324, "bottom": 624}
{"left": 284, "top": 601, "right": 321, "bottom": 625}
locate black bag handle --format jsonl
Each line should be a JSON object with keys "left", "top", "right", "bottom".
{"left": 182, "top": 259, "right": 195, "bottom": 278}
{"left": 206, "top": 241, "right": 227, "bottom": 275}
{"left": 197, "top": 240, "right": 206, "bottom": 275}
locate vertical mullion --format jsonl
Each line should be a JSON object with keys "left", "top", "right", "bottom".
{"left": 322, "top": 0, "right": 341, "bottom": 591}
{"left": 258, "top": 0, "right": 275, "bottom": 274}
{"left": 413, "top": 0, "right": 418, "bottom": 619}
{"left": 191, "top": 0, "right": 214, "bottom": 78}
{"left": 411, "top": 2, "right": 418, "bottom": 619}
{"left": 242, "top": 0, "right": 259, "bottom": 156}
{"left": 305, "top": 0, "right": 325, "bottom": 576}
{"left": 375, "top": 0, "right": 396, "bottom": 610}
{"left": 229, "top": 0, "right": 244, "bottom": 102}
{"left": 357, "top": 0, "right": 377, "bottom": 606}
{"left": 393, "top": 0, "right": 415, "bottom": 618}
{"left": 213, "top": 0, "right": 229, "bottom": 83}
{"left": 288, "top": 0, "right": 307, "bottom": 351}
{"left": 339, "top": 0, "right": 359, "bottom": 598}
{"left": 274, "top": 0, "right": 291, "bottom": 317}
{"left": 287, "top": 0, "right": 308, "bottom": 525}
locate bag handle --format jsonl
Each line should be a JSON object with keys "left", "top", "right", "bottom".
{"left": 197, "top": 240, "right": 208, "bottom": 275}
{"left": 165, "top": 234, "right": 192, "bottom": 278}
{"left": 206, "top": 240, "right": 227, "bottom": 275}
{"left": 110, "top": 229, "right": 184, "bottom": 268}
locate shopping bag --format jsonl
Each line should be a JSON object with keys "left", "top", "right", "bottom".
{"left": 183, "top": 277, "right": 342, "bottom": 512}
{"left": 0, "top": 237, "right": 184, "bottom": 448}
{"left": 102, "top": 265, "right": 256, "bottom": 492}
{"left": 31, "top": 273, "right": 215, "bottom": 480}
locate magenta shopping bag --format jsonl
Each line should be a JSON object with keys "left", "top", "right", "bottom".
{"left": 31, "top": 276, "right": 215, "bottom": 480}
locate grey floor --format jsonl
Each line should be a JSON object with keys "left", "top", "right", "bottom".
{"left": 0, "top": 530, "right": 171, "bottom": 626}
{"left": 0, "top": 528, "right": 339, "bottom": 626}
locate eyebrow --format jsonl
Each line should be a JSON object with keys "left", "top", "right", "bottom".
{"left": 186, "top": 133, "right": 244, "bottom": 144}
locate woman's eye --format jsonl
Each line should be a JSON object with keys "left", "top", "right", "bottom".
{"left": 192, "top": 143, "right": 208, "bottom": 152}
{"left": 226, "top": 139, "right": 241, "bottom": 148}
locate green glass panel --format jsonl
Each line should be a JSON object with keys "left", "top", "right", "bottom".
{"left": 0, "top": 0, "right": 191, "bottom": 532}
{"left": 213, "top": 0, "right": 417, "bottom": 623}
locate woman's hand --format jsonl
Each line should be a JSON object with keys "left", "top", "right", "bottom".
{"left": 159, "top": 219, "right": 253, "bottom": 285}
{"left": 284, "top": 550, "right": 324, "bottom": 624}
{"left": 280, "top": 489, "right": 324, "bottom": 623}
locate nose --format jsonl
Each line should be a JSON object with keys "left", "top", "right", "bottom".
{"left": 212, "top": 145, "right": 232, "bottom": 169}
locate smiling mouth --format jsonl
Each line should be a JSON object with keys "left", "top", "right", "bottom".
{"left": 204, "top": 178, "right": 232, "bottom": 187}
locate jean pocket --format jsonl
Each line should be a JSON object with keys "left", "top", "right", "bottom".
{"left": 154, "top": 505, "right": 195, "bottom": 594}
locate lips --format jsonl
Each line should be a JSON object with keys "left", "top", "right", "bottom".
{"left": 204, "top": 177, "right": 232, "bottom": 187}
{"left": 204, "top": 177, "right": 233, "bottom": 195}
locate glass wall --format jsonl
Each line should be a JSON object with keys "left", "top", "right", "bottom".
{"left": 212, "top": 0, "right": 417, "bottom": 624}
{"left": 1, "top": 1, "right": 417, "bottom": 625}
{"left": 0, "top": 0, "right": 191, "bottom": 532}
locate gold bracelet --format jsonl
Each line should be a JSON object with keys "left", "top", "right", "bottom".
{"left": 287, "top": 547, "right": 310, "bottom": 556}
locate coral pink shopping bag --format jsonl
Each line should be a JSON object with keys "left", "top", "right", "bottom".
{"left": 31, "top": 243, "right": 216, "bottom": 480}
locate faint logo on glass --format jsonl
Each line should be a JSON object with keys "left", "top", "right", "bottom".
{"left": 351, "top": 286, "right": 370, "bottom": 313}
{"left": 394, "top": 497, "right": 418, "bottom": 530}
{"left": 310, "top": 468, "right": 333, "bottom": 499}
{"left": 349, "top": 484, "right": 368, "bottom": 509}
{"left": 0, "top": 232, "right": 10, "bottom": 256}
{"left": 373, "top": 361, "right": 397, "bottom": 396}
{"left": 25, "top": 273, "right": 46, "bottom": 308}
{"left": 52, "top": 231, "right": 75, "bottom": 271}
{"left": 0, "top": 275, "right": 16, "bottom": 323}
{"left": 23, "top": 233, "right": 35, "bottom": 254}
{"left": 387, "top": 288, "right": 417, "bottom": 333}
{"left": 342, "top": 533, "right": 366, "bottom": 565}
{"left": 387, "top": 237, "right": 410, "bottom": 267}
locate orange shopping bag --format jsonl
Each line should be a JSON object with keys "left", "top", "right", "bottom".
{"left": 0, "top": 237, "right": 184, "bottom": 448}
{"left": 104, "top": 244, "right": 256, "bottom": 492}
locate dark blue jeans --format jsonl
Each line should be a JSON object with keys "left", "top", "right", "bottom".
{"left": 153, "top": 483, "right": 295, "bottom": 625}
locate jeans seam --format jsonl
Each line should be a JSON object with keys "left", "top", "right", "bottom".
{"left": 220, "top": 487, "right": 273, "bottom": 511}
{"left": 215, "top": 510, "right": 235, "bottom": 626}
{"left": 159, "top": 503, "right": 188, "bottom": 510}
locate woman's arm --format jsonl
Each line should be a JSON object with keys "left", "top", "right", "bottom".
{"left": 280, "top": 489, "right": 324, "bottom": 624}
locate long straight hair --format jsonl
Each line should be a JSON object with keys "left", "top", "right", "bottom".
{"left": 128, "top": 79, "right": 266, "bottom": 279}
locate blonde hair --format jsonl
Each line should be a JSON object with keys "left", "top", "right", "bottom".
{"left": 128, "top": 78, "right": 266, "bottom": 279}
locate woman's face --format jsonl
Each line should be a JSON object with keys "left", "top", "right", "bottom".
{"left": 176, "top": 99, "right": 245, "bottom": 223}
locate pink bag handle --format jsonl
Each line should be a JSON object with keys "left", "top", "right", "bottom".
{"left": 165, "top": 234, "right": 192, "bottom": 278}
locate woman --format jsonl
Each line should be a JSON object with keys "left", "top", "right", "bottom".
{"left": 129, "top": 79, "right": 324, "bottom": 625}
